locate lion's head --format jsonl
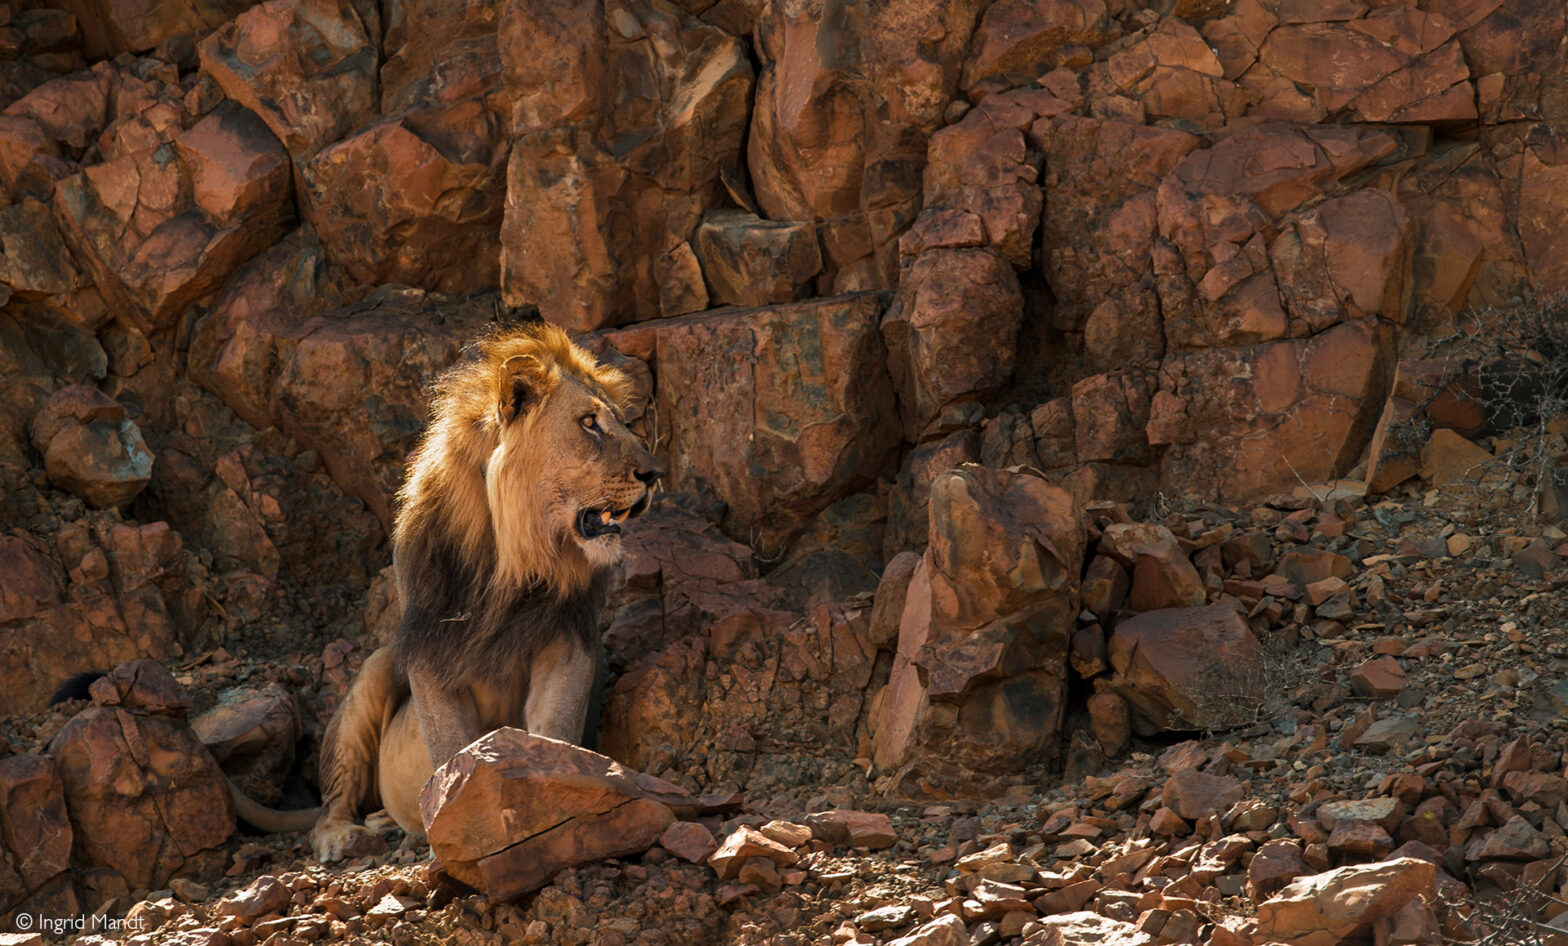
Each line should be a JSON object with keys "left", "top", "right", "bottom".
{"left": 396, "top": 321, "right": 661, "bottom": 598}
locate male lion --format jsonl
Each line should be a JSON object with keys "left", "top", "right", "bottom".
{"left": 234, "top": 321, "right": 661, "bottom": 862}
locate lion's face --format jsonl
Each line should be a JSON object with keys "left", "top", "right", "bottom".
{"left": 533, "top": 375, "right": 660, "bottom": 568}
{"left": 486, "top": 364, "right": 661, "bottom": 582}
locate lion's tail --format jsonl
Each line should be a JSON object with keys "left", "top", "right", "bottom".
{"left": 229, "top": 777, "right": 320, "bottom": 833}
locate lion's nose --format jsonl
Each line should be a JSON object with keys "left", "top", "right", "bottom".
{"left": 635, "top": 464, "right": 663, "bottom": 486}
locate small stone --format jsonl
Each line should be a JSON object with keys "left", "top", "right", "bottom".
{"left": 804, "top": 809, "right": 897, "bottom": 849}
{"left": 659, "top": 821, "right": 719, "bottom": 864}
{"left": 1349, "top": 656, "right": 1406, "bottom": 699}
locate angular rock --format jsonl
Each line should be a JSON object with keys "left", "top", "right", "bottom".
{"left": 1126, "top": 539, "right": 1206, "bottom": 612}
{"left": 1420, "top": 428, "right": 1493, "bottom": 487}
{"left": 1106, "top": 604, "right": 1264, "bottom": 735}
{"left": 887, "top": 914, "right": 968, "bottom": 946}
{"left": 1039, "top": 116, "right": 1200, "bottom": 368}
{"left": 0, "top": 753, "right": 74, "bottom": 920}
{"left": 189, "top": 269, "right": 494, "bottom": 530}
{"left": 650, "top": 293, "right": 899, "bottom": 550}
{"left": 804, "top": 810, "right": 897, "bottom": 850}
{"left": 659, "top": 821, "right": 718, "bottom": 864}
{"left": 196, "top": 0, "right": 377, "bottom": 165}
{"left": 883, "top": 248, "right": 1021, "bottom": 440}
{"left": 53, "top": 101, "right": 292, "bottom": 330}
{"left": 1087, "top": 690, "right": 1130, "bottom": 756}
{"left": 1248, "top": 838, "right": 1310, "bottom": 901}
{"left": 871, "top": 465, "right": 1082, "bottom": 792}
{"left": 47, "top": 661, "right": 233, "bottom": 892}
{"left": 708, "top": 826, "right": 798, "bottom": 880}
{"left": 190, "top": 684, "right": 301, "bottom": 807}
{"left": 1162, "top": 771, "right": 1244, "bottom": 820}
{"left": 49, "top": 0, "right": 261, "bottom": 58}
{"left": 1030, "top": 911, "right": 1153, "bottom": 946}
{"left": 749, "top": 0, "right": 988, "bottom": 290}
{"left": 1254, "top": 857, "right": 1436, "bottom": 946}
{"left": 962, "top": 0, "right": 1109, "bottom": 91}
{"left": 694, "top": 209, "right": 821, "bottom": 308}
{"left": 1464, "top": 815, "right": 1549, "bottom": 862}
{"left": 500, "top": 0, "right": 752, "bottom": 329}
{"left": 1350, "top": 655, "right": 1406, "bottom": 699}
{"left": 302, "top": 110, "right": 505, "bottom": 294}
{"left": 422, "top": 728, "right": 693, "bottom": 899}
{"left": 28, "top": 385, "right": 152, "bottom": 508}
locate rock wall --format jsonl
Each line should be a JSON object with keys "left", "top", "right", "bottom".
{"left": 0, "top": 0, "right": 1564, "bottom": 810}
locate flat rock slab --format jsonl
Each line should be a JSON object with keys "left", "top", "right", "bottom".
{"left": 422, "top": 728, "right": 695, "bottom": 900}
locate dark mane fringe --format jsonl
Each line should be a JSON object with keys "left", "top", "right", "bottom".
{"left": 392, "top": 524, "right": 608, "bottom": 691}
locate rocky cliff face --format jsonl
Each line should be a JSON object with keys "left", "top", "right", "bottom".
{"left": 0, "top": 0, "right": 1565, "bottom": 920}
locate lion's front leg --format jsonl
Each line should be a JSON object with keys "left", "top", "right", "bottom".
{"left": 408, "top": 668, "right": 482, "bottom": 769}
{"left": 524, "top": 638, "right": 597, "bottom": 744}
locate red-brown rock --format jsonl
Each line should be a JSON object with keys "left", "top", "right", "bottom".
{"left": 708, "top": 826, "right": 798, "bottom": 880}
{"left": 301, "top": 110, "right": 505, "bottom": 294}
{"left": 659, "top": 821, "right": 718, "bottom": 864}
{"left": 693, "top": 209, "right": 821, "bottom": 308}
{"left": 883, "top": 248, "right": 1022, "bottom": 441}
{"left": 422, "top": 728, "right": 694, "bottom": 899}
{"left": 649, "top": 293, "right": 898, "bottom": 550}
{"left": 1254, "top": 857, "right": 1437, "bottom": 946}
{"left": 190, "top": 684, "right": 301, "bottom": 807}
{"left": 28, "top": 385, "right": 152, "bottom": 509}
{"left": 53, "top": 101, "right": 292, "bottom": 330}
{"left": 804, "top": 810, "right": 897, "bottom": 850}
{"left": 1106, "top": 604, "right": 1264, "bottom": 735}
{"left": 500, "top": 0, "right": 752, "bottom": 330}
{"left": 48, "top": 661, "right": 233, "bottom": 892}
{"left": 0, "top": 753, "right": 75, "bottom": 922}
{"left": 1350, "top": 655, "right": 1406, "bottom": 699}
{"left": 197, "top": 0, "right": 377, "bottom": 165}
{"left": 871, "top": 465, "right": 1082, "bottom": 793}
{"left": 49, "top": 0, "right": 262, "bottom": 58}
{"left": 749, "top": 0, "right": 988, "bottom": 291}
{"left": 1247, "top": 838, "right": 1310, "bottom": 901}
{"left": 962, "top": 0, "right": 1109, "bottom": 90}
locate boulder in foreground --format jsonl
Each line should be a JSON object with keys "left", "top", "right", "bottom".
{"left": 421, "top": 728, "right": 696, "bottom": 900}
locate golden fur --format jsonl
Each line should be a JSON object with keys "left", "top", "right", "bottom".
{"left": 230, "top": 321, "right": 661, "bottom": 861}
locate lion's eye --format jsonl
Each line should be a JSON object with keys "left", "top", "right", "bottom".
{"left": 581, "top": 415, "right": 600, "bottom": 433}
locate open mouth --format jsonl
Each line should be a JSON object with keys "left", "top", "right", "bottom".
{"left": 576, "top": 505, "right": 634, "bottom": 539}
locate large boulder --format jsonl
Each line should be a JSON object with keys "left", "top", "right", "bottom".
{"left": 748, "top": 0, "right": 990, "bottom": 291}
{"left": 882, "top": 249, "right": 1022, "bottom": 442}
{"left": 0, "top": 753, "right": 76, "bottom": 929}
{"left": 499, "top": 0, "right": 752, "bottom": 330}
{"left": 196, "top": 0, "right": 378, "bottom": 167}
{"left": 422, "top": 728, "right": 694, "bottom": 899}
{"left": 0, "top": 525, "right": 188, "bottom": 715}
{"left": 50, "top": 0, "right": 261, "bottom": 58}
{"left": 603, "top": 602, "right": 878, "bottom": 789}
{"left": 1105, "top": 604, "right": 1264, "bottom": 735}
{"left": 871, "top": 465, "right": 1083, "bottom": 794}
{"left": 1254, "top": 857, "right": 1437, "bottom": 946}
{"left": 646, "top": 293, "right": 899, "bottom": 551}
{"left": 189, "top": 259, "right": 494, "bottom": 530}
{"left": 48, "top": 661, "right": 234, "bottom": 893}
{"left": 52, "top": 101, "right": 293, "bottom": 331}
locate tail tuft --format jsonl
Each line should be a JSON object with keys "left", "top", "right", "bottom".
{"left": 50, "top": 670, "right": 106, "bottom": 705}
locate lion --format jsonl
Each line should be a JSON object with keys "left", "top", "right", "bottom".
{"left": 232, "top": 320, "right": 661, "bottom": 862}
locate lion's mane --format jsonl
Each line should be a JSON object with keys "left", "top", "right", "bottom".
{"left": 391, "top": 321, "right": 632, "bottom": 690}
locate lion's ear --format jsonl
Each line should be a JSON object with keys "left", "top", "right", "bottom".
{"left": 499, "top": 355, "right": 550, "bottom": 423}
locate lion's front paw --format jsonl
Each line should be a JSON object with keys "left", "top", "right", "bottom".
{"left": 311, "top": 819, "right": 388, "bottom": 863}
